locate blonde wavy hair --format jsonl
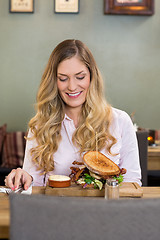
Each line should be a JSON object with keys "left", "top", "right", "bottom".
{"left": 28, "top": 39, "right": 117, "bottom": 173}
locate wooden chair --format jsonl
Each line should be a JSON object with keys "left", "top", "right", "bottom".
{"left": 136, "top": 131, "right": 148, "bottom": 186}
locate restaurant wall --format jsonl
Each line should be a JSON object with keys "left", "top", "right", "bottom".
{"left": 0, "top": 0, "right": 160, "bottom": 131}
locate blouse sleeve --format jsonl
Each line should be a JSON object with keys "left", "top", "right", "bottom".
{"left": 118, "top": 111, "right": 142, "bottom": 186}
{"left": 22, "top": 129, "right": 45, "bottom": 186}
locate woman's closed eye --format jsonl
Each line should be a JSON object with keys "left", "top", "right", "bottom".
{"left": 76, "top": 76, "right": 85, "bottom": 80}
{"left": 58, "top": 77, "right": 68, "bottom": 82}
{"left": 76, "top": 74, "right": 86, "bottom": 80}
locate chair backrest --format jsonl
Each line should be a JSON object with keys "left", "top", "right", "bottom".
{"left": 10, "top": 193, "right": 160, "bottom": 240}
{"left": 136, "top": 131, "right": 148, "bottom": 186}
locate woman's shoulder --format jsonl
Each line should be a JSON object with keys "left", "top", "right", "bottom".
{"left": 111, "top": 107, "right": 131, "bottom": 121}
{"left": 110, "top": 107, "right": 134, "bottom": 135}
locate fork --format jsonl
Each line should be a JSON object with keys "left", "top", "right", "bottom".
{"left": 6, "top": 186, "right": 24, "bottom": 195}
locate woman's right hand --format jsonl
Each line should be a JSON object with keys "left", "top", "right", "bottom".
{"left": 5, "top": 168, "right": 33, "bottom": 191}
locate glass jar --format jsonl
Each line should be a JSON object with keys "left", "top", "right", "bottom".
{"left": 105, "top": 179, "right": 119, "bottom": 200}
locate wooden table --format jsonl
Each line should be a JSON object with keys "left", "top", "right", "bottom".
{"left": 0, "top": 186, "right": 160, "bottom": 239}
{"left": 148, "top": 146, "right": 160, "bottom": 170}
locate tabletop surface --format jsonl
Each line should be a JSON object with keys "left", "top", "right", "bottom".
{"left": 148, "top": 146, "right": 160, "bottom": 156}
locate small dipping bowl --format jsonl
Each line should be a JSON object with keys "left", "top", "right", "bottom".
{"left": 48, "top": 175, "right": 71, "bottom": 188}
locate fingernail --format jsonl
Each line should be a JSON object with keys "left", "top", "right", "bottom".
{"left": 14, "top": 186, "right": 18, "bottom": 190}
{"left": 11, "top": 187, "right": 14, "bottom": 191}
{"left": 25, "top": 186, "right": 28, "bottom": 190}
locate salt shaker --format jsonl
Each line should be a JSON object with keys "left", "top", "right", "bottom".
{"left": 105, "top": 179, "right": 119, "bottom": 200}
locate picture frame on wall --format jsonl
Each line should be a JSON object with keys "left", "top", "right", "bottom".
{"left": 9, "top": 0, "right": 34, "bottom": 13}
{"left": 104, "top": 0, "right": 154, "bottom": 16}
{"left": 54, "top": 0, "right": 79, "bottom": 14}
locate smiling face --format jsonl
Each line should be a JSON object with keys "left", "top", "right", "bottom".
{"left": 57, "top": 56, "right": 90, "bottom": 114}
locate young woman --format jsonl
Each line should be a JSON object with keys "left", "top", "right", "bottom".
{"left": 5, "top": 39, "right": 141, "bottom": 190}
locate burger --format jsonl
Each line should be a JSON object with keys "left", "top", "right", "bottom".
{"left": 69, "top": 151, "right": 126, "bottom": 190}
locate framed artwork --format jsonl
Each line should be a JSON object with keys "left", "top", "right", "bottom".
{"left": 54, "top": 0, "right": 79, "bottom": 14}
{"left": 9, "top": 0, "right": 34, "bottom": 13}
{"left": 104, "top": 0, "right": 154, "bottom": 16}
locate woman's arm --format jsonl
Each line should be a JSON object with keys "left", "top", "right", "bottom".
{"left": 22, "top": 129, "right": 45, "bottom": 186}
{"left": 118, "top": 111, "right": 142, "bottom": 186}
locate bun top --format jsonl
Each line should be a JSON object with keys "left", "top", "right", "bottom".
{"left": 83, "top": 151, "right": 120, "bottom": 176}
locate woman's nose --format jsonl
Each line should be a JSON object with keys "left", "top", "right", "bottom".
{"left": 68, "top": 78, "right": 77, "bottom": 91}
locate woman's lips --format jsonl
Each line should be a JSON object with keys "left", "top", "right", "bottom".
{"left": 66, "top": 91, "right": 82, "bottom": 98}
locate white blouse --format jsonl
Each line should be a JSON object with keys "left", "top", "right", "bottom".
{"left": 23, "top": 108, "right": 142, "bottom": 186}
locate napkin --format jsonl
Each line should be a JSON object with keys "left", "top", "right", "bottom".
{"left": 0, "top": 183, "right": 32, "bottom": 195}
